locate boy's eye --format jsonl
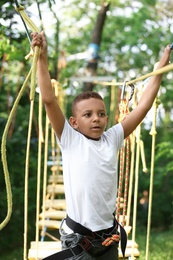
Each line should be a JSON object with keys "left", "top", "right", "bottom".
{"left": 84, "top": 113, "right": 91, "bottom": 117}
{"left": 99, "top": 112, "right": 106, "bottom": 117}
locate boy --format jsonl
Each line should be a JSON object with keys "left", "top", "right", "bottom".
{"left": 31, "top": 32, "right": 172, "bottom": 260}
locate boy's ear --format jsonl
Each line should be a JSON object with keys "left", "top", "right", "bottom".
{"left": 69, "top": 116, "right": 78, "bottom": 129}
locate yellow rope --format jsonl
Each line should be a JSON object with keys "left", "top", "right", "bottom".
{"left": 35, "top": 94, "right": 43, "bottom": 259}
{"left": 0, "top": 68, "right": 32, "bottom": 230}
{"left": 126, "top": 88, "right": 137, "bottom": 228}
{"left": 23, "top": 100, "right": 34, "bottom": 260}
{"left": 145, "top": 98, "right": 159, "bottom": 260}
{"left": 41, "top": 115, "right": 50, "bottom": 240}
{"left": 131, "top": 124, "right": 141, "bottom": 259}
{"left": 15, "top": 5, "right": 40, "bottom": 33}
{"left": 14, "top": 5, "right": 41, "bottom": 259}
{"left": 93, "top": 62, "right": 173, "bottom": 86}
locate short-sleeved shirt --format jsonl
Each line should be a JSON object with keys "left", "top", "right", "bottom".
{"left": 57, "top": 120, "right": 124, "bottom": 232}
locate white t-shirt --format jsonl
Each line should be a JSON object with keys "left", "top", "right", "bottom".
{"left": 57, "top": 120, "right": 124, "bottom": 232}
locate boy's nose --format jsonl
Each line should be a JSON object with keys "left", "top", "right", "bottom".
{"left": 93, "top": 114, "right": 100, "bottom": 121}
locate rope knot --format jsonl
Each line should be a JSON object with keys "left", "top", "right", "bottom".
{"left": 15, "top": 5, "right": 25, "bottom": 12}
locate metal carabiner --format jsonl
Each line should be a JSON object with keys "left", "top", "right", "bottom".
{"left": 121, "top": 81, "right": 135, "bottom": 101}
{"left": 128, "top": 83, "right": 135, "bottom": 101}
{"left": 120, "top": 80, "right": 128, "bottom": 100}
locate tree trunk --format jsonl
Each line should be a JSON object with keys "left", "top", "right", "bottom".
{"left": 83, "top": 2, "right": 110, "bottom": 92}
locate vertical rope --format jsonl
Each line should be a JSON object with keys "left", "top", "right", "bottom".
{"left": 131, "top": 124, "right": 141, "bottom": 259}
{"left": 24, "top": 100, "right": 34, "bottom": 260}
{"left": 35, "top": 94, "right": 43, "bottom": 259}
{"left": 41, "top": 114, "right": 50, "bottom": 241}
{"left": 126, "top": 132, "right": 136, "bottom": 228}
{"left": 145, "top": 98, "right": 159, "bottom": 260}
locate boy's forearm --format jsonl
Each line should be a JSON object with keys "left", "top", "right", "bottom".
{"left": 37, "top": 56, "right": 55, "bottom": 104}
{"left": 139, "top": 47, "right": 171, "bottom": 109}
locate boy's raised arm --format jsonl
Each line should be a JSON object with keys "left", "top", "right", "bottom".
{"left": 31, "top": 31, "right": 65, "bottom": 140}
{"left": 121, "top": 45, "right": 172, "bottom": 139}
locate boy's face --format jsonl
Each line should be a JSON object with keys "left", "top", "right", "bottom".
{"left": 69, "top": 98, "right": 108, "bottom": 140}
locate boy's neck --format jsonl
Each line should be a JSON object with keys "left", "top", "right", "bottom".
{"left": 83, "top": 134, "right": 100, "bottom": 141}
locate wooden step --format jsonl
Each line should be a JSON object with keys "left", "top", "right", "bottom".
{"left": 38, "top": 219, "right": 62, "bottom": 229}
{"left": 40, "top": 210, "right": 66, "bottom": 220}
{"left": 126, "top": 240, "right": 138, "bottom": 248}
{"left": 47, "top": 184, "right": 65, "bottom": 194}
{"left": 48, "top": 174, "right": 64, "bottom": 184}
{"left": 119, "top": 246, "right": 140, "bottom": 258}
{"left": 44, "top": 199, "right": 66, "bottom": 210}
{"left": 28, "top": 241, "right": 61, "bottom": 260}
{"left": 119, "top": 240, "right": 139, "bottom": 258}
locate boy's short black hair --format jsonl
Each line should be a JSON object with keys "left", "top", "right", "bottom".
{"left": 72, "top": 91, "right": 103, "bottom": 116}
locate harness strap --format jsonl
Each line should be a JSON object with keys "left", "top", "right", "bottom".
{"left": 43, "top": 216, "right": 127, "bottom": 259}
{"left": 43, "top": 245, "right": 83, "bottom": 260}
{"left": 66, "top": 215, "right": 127, "bottom": 257}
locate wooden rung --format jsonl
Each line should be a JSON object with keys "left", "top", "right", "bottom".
{"left": 30, "top": 241, "right": 61, "bottom": 249}
{"left": 47, "top": 184, "right": 65, "bottom": 194}
{"left": 44, "top": 199, "right": 66, "bottom": 210}
{"left": 40, "top": 210, "right": 66, "bottom": 220}
{"left": 28, "top": 241, "right": 61, "bottom": 260}
{"left": 50, "top": 165, "right": 63, "bottom": 172}
{"left": 126, "top": 240, "right": 138, "bottom": 248}
{"left": 118, "top": 246, "right": 140, "bottom": 258}
{"left": 38, "top": 219, "right": 62, "bottom": 229}
{"left": 48, "top": 174, "right": 64, "bottom": 184}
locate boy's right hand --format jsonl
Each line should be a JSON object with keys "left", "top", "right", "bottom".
{"left": 31, "top": 31, "right": 47, "bottom": 58}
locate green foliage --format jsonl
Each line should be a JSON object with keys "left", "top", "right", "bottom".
{"left": 135, "top": 227, "right": 173, "bottom": 260}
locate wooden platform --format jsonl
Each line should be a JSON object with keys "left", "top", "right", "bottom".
{"left": 28, "top": 240, "right": 139, "bottom": 259}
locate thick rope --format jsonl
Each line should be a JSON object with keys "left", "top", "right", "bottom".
{"left": 14, "top": 5, "right": 41, "bottom": 259}
{"left": 93, "top": 62, "right": 173, "bottom": 86}
{"left": 0, "top": 68, "right": 32, "bottom": 230}
{"left": 15, "top": 5, "right": 40, "bottom": 33}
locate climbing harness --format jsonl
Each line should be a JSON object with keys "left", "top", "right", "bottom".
{"left": 43, "top": 215, "right": 127, "bottom": 259}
